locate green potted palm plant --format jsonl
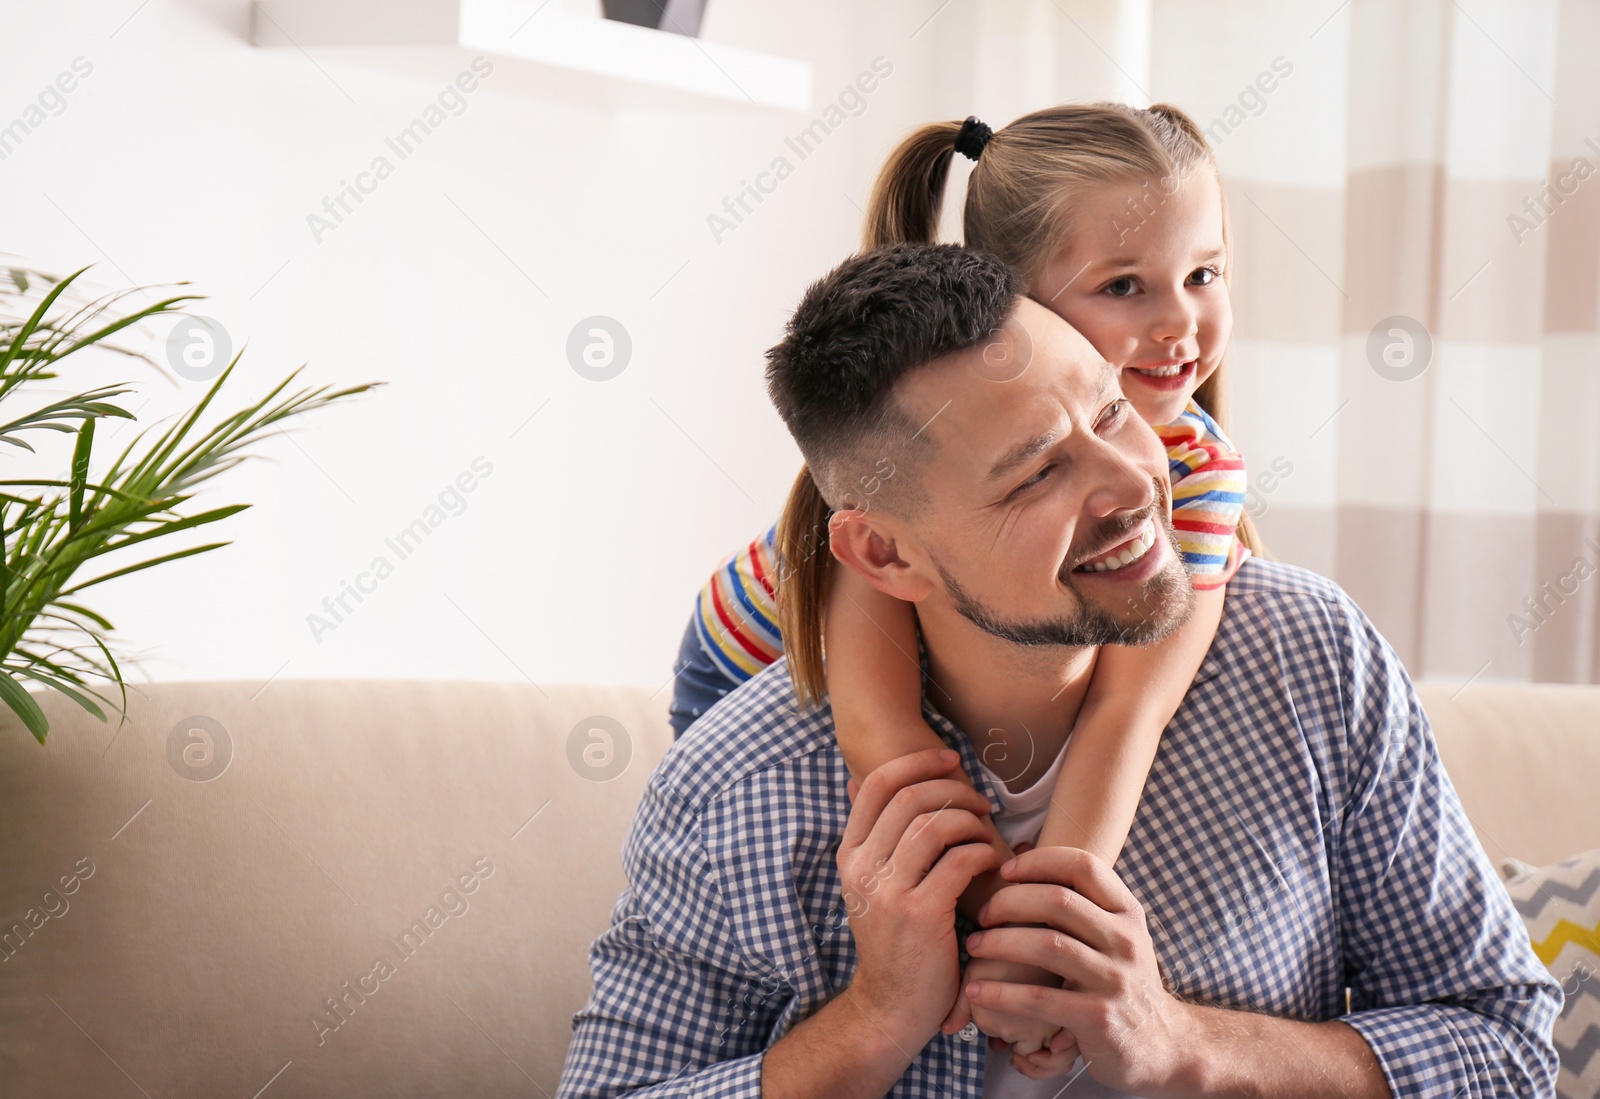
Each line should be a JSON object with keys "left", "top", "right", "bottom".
{"left": 0, "top": 265, "right": 378, "bottom": 742}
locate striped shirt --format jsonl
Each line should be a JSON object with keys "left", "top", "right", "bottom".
{"left": 1156, "top": 400, "right": 1248, "bottom": 590}
{"left": 692, "top": 400, "right": 1247, "bottom": 686}
{"left": 692, "top": 523, "right": 783, "bottom": 684}
{"left": 559, "top": 559, "right": 1561, "bottom": 1098}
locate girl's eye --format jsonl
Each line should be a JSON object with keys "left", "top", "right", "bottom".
{"left": 1103, "top": 276, "right": 1137, "bottom": 297}
{"left": 1188, "top": 265, "right": 1221, "bottom": 286}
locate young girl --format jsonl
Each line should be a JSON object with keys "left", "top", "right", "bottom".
{"left": 672, "top": 103, "right": 1261, "bottom": 1079}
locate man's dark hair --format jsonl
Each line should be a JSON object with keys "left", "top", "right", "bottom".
{"left": 764, "top": 242, "right": 1024, "bottom": 513}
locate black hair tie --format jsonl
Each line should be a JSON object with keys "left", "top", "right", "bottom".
{"left": 954, "top": 115, "right": 993, "bottom": 161}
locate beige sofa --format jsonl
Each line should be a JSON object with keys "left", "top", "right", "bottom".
{"left": 0, "top": 677, "right": 1594, "bottom": 1095}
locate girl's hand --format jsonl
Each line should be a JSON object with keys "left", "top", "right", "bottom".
{"left": 962, "top": 954, "right": 1063, "bottom": 1054}
{"left": 1010, "top": 1025, "right": 1081, "bottom": 1080}
{"left": 936, "top": 840, "right": 1035, "bottom": 1037}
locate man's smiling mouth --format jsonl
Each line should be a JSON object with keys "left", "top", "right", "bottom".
{"left": 1071, "top": 518, "right": 1158, "bottom": 573}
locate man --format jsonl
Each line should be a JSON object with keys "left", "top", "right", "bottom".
{"left": 556, "top": 243, "right": 1560, "bottom": 1097}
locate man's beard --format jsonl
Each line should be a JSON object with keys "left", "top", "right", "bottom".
{"left": 931, "top": 499, "right": 1196, "bottom": 649}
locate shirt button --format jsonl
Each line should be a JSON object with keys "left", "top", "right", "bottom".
{"left": 957, "top": 1022, "right": 979, "bottom": 1042}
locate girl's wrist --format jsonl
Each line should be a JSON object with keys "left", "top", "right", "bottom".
{"left": 958, "top": 865, "right": 1009, "bottom": 920}
{"left": 957, "top": 828, "right": 1015, "bottom": 918}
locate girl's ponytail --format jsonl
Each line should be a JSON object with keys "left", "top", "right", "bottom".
{"left": 860, "top": 121, "right": 966, "bottom": 250}
{"left": 774, "top": 464, "right": 834, "bottom": 709}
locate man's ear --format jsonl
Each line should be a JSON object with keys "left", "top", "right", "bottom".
{"left": 828, "top": 510, "right": 935, "bottom": 602}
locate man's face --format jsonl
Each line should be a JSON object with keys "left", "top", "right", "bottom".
{"left": 887, "top": 297, "right": 1193, "bottom": 648}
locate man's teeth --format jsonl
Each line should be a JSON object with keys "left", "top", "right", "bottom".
{"left": 1135, "top": 362, "right": 1186, "bottom": 377}
{"left": 1087, "top": 525, "right": 1156, "bottom": 572}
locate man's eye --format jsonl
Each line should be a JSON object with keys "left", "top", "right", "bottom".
{"left": 1103, "top": 277, "right": 1136, "bottom": 297}
{"left": 1095, "top": 398, "right": 1130, "bottom": 433}
{"left": 1012, "top": 465, "right": 1053, "bottom": 496}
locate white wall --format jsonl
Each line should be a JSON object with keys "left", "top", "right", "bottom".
{"left": 2, "top": 0, "right": 1165, "bottom": 692}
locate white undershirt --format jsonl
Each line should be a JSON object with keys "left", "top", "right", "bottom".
{"left": 974, "top": 738, "right": 1142, "bottom": 1099}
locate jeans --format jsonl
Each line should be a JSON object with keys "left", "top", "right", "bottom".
{"left": 667, "top": 615, "right": 737, "bottom": 739}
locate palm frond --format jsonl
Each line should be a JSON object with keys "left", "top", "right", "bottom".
{"left": 0, "top": 264, "right": 382, "bottom": 742}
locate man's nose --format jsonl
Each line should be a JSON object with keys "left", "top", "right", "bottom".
{"left": 1083, "top": 436, "right": 1159, "bottom": 520}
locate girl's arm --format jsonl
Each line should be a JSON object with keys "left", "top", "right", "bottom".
{"left": 824, "top": 564, "right": 1015, "bottom": 917}
{"left": 1034, "top": 400, "right": 1253, "bottom": 866}
{"left": 1042, "top": 399, "right": 1245, "bottom": 865}
{"left": 1035, "top": 582, "right": 1225, "bottom": 864}
{"left": 825, "top": 563, "right": 936, "bottom": 783}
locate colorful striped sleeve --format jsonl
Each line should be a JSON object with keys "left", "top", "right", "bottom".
{"left": 1155, "top": 400, "right": 1249, "bottom": 590}
{"left": 691, "top": 522, "right": 785, "bottom": 687}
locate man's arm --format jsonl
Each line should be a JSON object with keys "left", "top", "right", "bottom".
{"left": 966, "top": 587, "right": 1561, "bottom": 1096}
{"left": 964, "top": 847, "right": 1391, "bottom": 1097}
{"left": 556, "top": 778, "right": 796, "bottom": 1098}
{"left": 1164, "top": 1003, "right": 1388, "bottom": 1096}
{"left": 1327, "top": 596, "right": 1562, "bottom": 1097}
{"left": 558, "top": 749, "right": 998, "bottom": 1099}
{"left": 759, "top": 987, "right": 932, "bottom": 1099}
{"left": 765, "top": 749, "right": 1007, "bottom": 1097}
{"left": 562, "top": 905, "right": 905, "bottom": 1099}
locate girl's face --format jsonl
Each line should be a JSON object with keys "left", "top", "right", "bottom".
{"left": 1032, "top": 167, "right": 1232, "bottom": 427}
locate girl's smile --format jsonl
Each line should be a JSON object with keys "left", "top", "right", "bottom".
{"left": 1123, "top": 358, "right": 1197, "bottom": 394}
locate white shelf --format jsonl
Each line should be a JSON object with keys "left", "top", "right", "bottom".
{"left": 250, "top": 0, "right": 813, "bottom": 112}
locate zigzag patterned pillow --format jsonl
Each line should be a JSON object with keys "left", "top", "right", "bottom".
{"left": 1504, "top": 849, "right": 1600, "bottom": 1099}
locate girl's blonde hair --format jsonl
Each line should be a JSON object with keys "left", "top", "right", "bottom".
{"left": 777, "top": 101, "right": 1263, "bottom": 708}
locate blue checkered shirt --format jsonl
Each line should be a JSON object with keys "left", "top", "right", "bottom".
{"left": 556, "top": 559, "right": 1561, "bottom": 1097}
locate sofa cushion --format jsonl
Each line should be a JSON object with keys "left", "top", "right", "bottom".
{"left": 1503, "top": 849, "right": 1600, "bottom": 1099}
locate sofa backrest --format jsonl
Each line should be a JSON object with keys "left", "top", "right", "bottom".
{"left": 1415, "top": 681, "right": 1600, "bottom": 868}
{"left": 0, "top": 680, "right": 673, "bottom": 1097}
{"left": 0, "top": 677, "right": 1593, "bottom": 1094}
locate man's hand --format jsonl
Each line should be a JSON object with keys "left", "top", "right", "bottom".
{"left": 963, "top": 954, "right": 1063, "bottom": 1054}
{"left": 961, "top": 846, "right": 1195, "bottom": 1097}
{"left": 839, "top": 747, "right": 1004, "bottom": 1055}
